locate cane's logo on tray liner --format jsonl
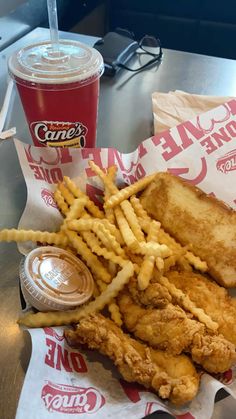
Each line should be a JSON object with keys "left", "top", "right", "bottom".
{"left": 30, "top": 121, "right": 87, "bottom": 147}
{"left": 216, "top": 149, "right": 236, "bottom": 173}
{"left": 41, "top": 381, "right": 105, "bottom": 414}
{"left": 41, "top": 189, "right": 57, "bottom": 208}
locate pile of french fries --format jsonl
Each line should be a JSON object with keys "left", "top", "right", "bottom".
{"left": 0, "top": 161, "right": 210, "bottom": 329}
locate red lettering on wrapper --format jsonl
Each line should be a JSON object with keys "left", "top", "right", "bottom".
{"left": 107, "top": 145, "right": 148, "bottom": 174}
{"left": 226, "top": 120, "right": 236, "bottom": 137}
{"left": 41, "top": 381, "right": 105, "bottom": 414}
{"left": 196, "top": 103, "right": 231, "bottom": 133}
{"left": 44, "top": 327, "right": 64, "bottom": 341}
{"left": 216, "top": 149, "right": 236, "bottom": 173}
{"left": 25, "top": 145, "right": 72, "bottom": 165}
{"left": 211, "top": 127, "right": 231, "bottom": 147}
{"left": 59, "top": 148, "right": 73, "bottom": 164}
{"left": 177, "top": 121, "right": 204, "bottom": 148}
{"left": 55, "top": 345, "right": 73, "bottom": 372}
{"left": 119, "top": 379, "right": 152, "bottom": 403}
{"left": 70, "top": 352, "right": 88, "bottom": 373}
{"left": 152, "top": 131, "right": 183, "bottom": 161}
{"left": 168, "top": 157, "right": 207, "bottom": 186}
{"left": 86, "top": 184, "right": 104, "bottom": 208}
{"left": 41, "top": 189, "right": 57, "bottom": 208}
{"left": 200, "top": 136, "right": 218, "bottom": 154}
{"left": 123, "top": 164, "right": 146, "bottom": 184}
{"left": 224, "top": 99, "right": 236, "bottom": 115}
{"left": 45, "top": 338, "right": 56, "bottom": 368}
{"left": 29, "top": 165, "right": 63, "bottom": 184}
{"left": 44, "top": 338, "right": 87, "bottom": 373}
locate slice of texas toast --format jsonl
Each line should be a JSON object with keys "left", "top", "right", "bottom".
{"left": 140, "top": 172, "right": 236, "bottom": 287}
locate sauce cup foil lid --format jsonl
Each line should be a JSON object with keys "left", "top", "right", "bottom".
{"left": 20, "top": 246, "right": 94, "bottom": 312}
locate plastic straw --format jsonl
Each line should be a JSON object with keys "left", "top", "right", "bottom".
{"left": 47, "top": 0, "right": 59, "bottom": 52}
{"left": 0, "top": 80, "right": 14, "bottom": 133}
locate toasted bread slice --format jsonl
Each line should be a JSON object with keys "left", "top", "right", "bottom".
{"left": 140, "top": 172, "right": 236, "bottom": 287}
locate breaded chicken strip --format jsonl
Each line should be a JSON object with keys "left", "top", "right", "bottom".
{"left": 118, "top": 293, "right": 236, "bottom": 373}
{"left": 65, "top": 314, "right": 199, "bottom": 406}
{"left": 166, "top": 270, "right": 236, "bottom": 346}
{"left": 140, "top": 172, "right": 236, "bottom": 287}
{"left": 127, "top": 276, "right": 172, "bottom": 308}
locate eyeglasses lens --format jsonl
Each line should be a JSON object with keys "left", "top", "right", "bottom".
{"left": 140, "top": 36, "right": 161, "bottom": 56}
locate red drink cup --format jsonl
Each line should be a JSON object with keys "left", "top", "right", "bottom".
{"left": 8, "top": 40, "right": 104, "bottom": 147}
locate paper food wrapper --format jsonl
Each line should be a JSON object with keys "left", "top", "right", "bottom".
{"left": 14, "top": 99, "right": 236, "bottom": 419}
{"left": 152, "top": 90, "right": 234, "bottom": 134}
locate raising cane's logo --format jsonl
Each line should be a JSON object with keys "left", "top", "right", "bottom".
{"left": 30, "top": 121, "right": 87, "bottom": 147}
{"left": 41, "top": 189, "right": 57, "bottom": 208}
{"left": 41, "top": 381, "right": 105, "bottom": 414}
{"left": 216, "top": 149, "right": 236, "bottom": 173}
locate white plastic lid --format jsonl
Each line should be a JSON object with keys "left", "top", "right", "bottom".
{"left": 8, "top": 39, "right": 104, "bottom": 86}
{"left": 20, "top": 246, "right": 94, "bottom": 312}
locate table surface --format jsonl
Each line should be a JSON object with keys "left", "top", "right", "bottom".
{"left": 1, "top": 27, "right": 236, "bottom": 419}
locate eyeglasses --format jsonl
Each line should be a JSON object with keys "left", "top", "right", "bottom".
{"left": 115, "top": 29, "right": 163, "bottom": 72}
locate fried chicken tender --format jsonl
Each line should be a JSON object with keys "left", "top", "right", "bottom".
{"left": 166, "top": 270, "right": 236, "bottom": 346}
{"left": 65, "top": 314, "right": 199, "bottom": 406}
{"left": 118, "top": 293, "right": 236, "bottom": 373}
{"left": 140, "top": 172, "right": 236, "bottom": 287}
{"left": 127, "top": 276, "right": 172, "bottom": 308}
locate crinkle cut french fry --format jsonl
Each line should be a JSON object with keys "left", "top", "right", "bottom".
{"left": 91, "top": 243, "right": 127, "bottom": 268}
{"left": 156, "top": 229, "right": 201, "bottom": 272}
{"left": 104, "top": 174, "right": 156, "bottom": 209}
{"left": 96, "top": 279, "right": 107, "bottom": 293}
{"left": 67, "top": 219, "right": 125, "bottom": 256}
{"left": 184, "top": 251, "right": 208, "bottom": 272}
{"left": 104, "top": 166, "right": 117, "bottom": 224}
{"left": 107, "top": 165, "right": 118, "bottom": 180}
{"left": 80, "top": 230, "right": 126, "bottom": 267}
{"left": 133, "top": 241, "right": 171, "bottom": 258}
{"left": 60, "top": 197, "right": 87, "bottom": 233}
{"left": 156, "top": 257, "right": 164, "bottom": 272}
{"left": 108, "top": 301, "right": 123, "bottom": 326}
{"left": 108, "top": 260, "right": 117, "bottom": 276}
{"left": 163, "top": 255, "right": 180, "bottom": 272}
{"left": 137, "top": 221, "right": 160, "bottom": 290}
{"left": 138, "top": 256, "right": 155, "bottom": 290}
{"left": 99, "top": 219, "right": 124, "bottom": 245}
{"left": 120, "top": 200, "right": 145, "bottom": 242}
{"left": 177, "top": 256, "right": 193, "bottom": 272}
{"left": 88, "top": 160, "right": 118, "bottom": 195}
{"left": 114, "top": 206, "right": 138, "bottom": 249}
{"left": 157, "top": 275, "right": 218, "bottom": 332}
{"left": 147, "top": 220, "right": 161, "bottom": 242}
{"left": 81, "top": 217, "right": 121, "bottom": 239}
{"left": 63, "top": 176, "right": 104, "bottom": 219}
{"left": 66, "top": 197, "right": 87, "bottom": 221}
{"left": 0, "top": 229, "right": 68, "bottom": 246}
{"left": 158, "top": 228, "right": 184, "bottom": 254}
{"left": 130, "top": 195, "right": 152, "bottom": 222}
{"left": 58, "top": 182, "right": 75, "bottom": 206}
{"left": 65, "top": 230, "right": 111, "bottom": 284}
{"left": 54, "top": 189, "right": 69, "bottom": 215}
{"left": 18, "top": 261, "right": 134, "bottom": 327}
